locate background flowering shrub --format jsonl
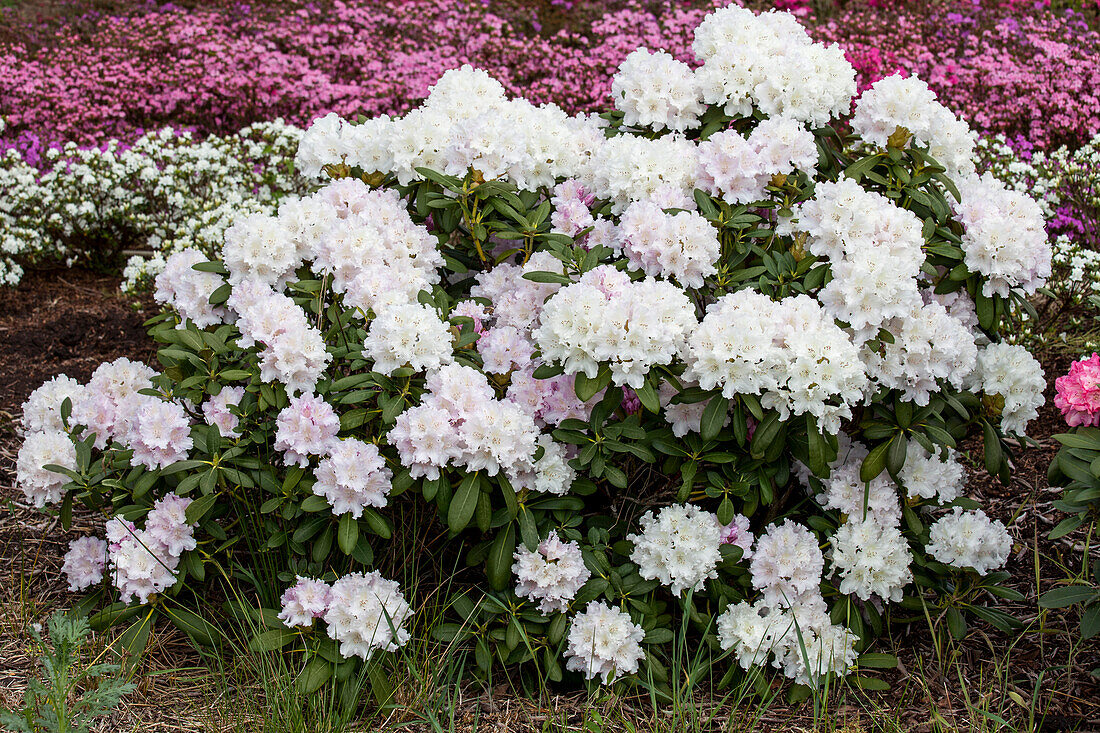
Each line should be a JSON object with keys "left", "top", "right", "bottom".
{"left": 0, "top": 119, "right": 307, "bottom": 289}
{"left": 12, "top": 5, "right": 1053, "bottom": 696}
{"left": 1, "top": 0, "right": 1097, "bottom": 156}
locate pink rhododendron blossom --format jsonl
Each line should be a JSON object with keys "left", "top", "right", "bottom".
{"left": 1055, "top": 354, "right": 1100, "bottom": 427}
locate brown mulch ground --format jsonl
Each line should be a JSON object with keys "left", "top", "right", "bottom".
{"left": 0, "top": 268, "right": 1098, "bottom": 732}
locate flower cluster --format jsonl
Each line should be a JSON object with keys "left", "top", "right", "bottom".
{"left": 1055, "top": 354, "right": 1100, "bottom": 428}
{"left": 687, "top": 290, "right": 867, "bottom": 434}
{"left": 628, "top": 504, "right": 724, "bottom": 596}
{"left": 512, "top": 531, "right": 591, "bottom": 614}
{"left": 278, "top": 572, "right": 412, "bottom": 660}
{"left": 564, "top": 602, "right": 646, "bottom": 683}
{"left": 926, "top": 508, "right": 1012, "bottom": 575}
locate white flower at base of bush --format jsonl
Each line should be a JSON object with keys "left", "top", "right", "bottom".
{"left": 749, "top": 520, "right": 824, "bottom": 608}
{"left": 274, "top": 394, "right": 341, "bottom": 467}
{"left": 107, "top": 497, "right": 197, "bottom": 606}
{"left": 619, "top": 200, "right": 720, "bottom": 288}
{"left": 967, "top": 342, "right": 1046, "bottom": 435}
{"left": 628, "top": 504, "right": 724, "bottom": 596}
{"left": 611, "top": 47, "right": 704, "bottom": 133}
{"left": 202, "top": 386, "right": 245, "bottom": 439}
{"left": 899, "top": 443, "right": 965, "bottom": 503}
{"left": 830, "top": 518, "right": 913, "bottom": 603}
{"left": 313, "top": 438, "right": 393, "bottom": 517}
{"left": 717, "top": 600, "right": 788, "bottom": 670}
{"left": 364, "top": 303, "right": 454, "bottom": 375}
{"left": 154, "top": 248, "right": 227, "bottom": 328}
{"left": 21, "top": 374, "right": 85, "bottom": 434}
{"left": 954, "top": 173, "right": 1051, "bottom": 298}
{"left": 323, "top": 571, "right": 412, "bottom": 660}
{"left": 61, "top": 537, "right": 107, "bottom": 592}
{"left": 122, "top": 396, "right": 193, "bottom": 470}
{"left": 926, "top": 508, "right": 1012, "bottom": 575}
{"left": 565, "top": 602, "right": 646, "bottom": 683}
{"left": 278, "top": 576, "right": 333, "bottom": 628}
{"left": 512, "top": 531, "right": 591, "bottom": 615}
{"left": 526, "top": 435, "right": 576, "bottom": 496}
{"left": 536, "top": 266, "right": 698, "bottom": 389}
{"left": 16, "top": 430, "right": 77, "bottom": 507}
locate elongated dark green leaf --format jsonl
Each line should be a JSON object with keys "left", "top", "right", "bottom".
{"left": 700, "top": 395, "right": 729, "bottom": 441}
{"left": 448, "top": 473, "right": 480, "bottom": 533}
{"left": 486, "top": 524, "right": 517, "bottom": 591}
{"left": 338, "top": 513, "right": 359, "bottom": 555}
{"left": 1038, "top": 585, "right": 1098, "bottom": 609}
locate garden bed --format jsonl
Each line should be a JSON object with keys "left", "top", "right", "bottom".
{"left": 0, "top": 269, "right": 1097, "bottom": 731}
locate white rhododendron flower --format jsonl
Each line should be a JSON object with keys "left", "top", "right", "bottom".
{"left": 274, "top": 394, "right": 340, "bottom": 467}
{"left": 968, "top": 342, "right": 1046, "bottom": 435}
{"left": 512, "top": 531, "right": 591, "bottom": 614}
{"left": 927, "top": 508, "right": 1012, "bottom": 575}
{"left": 154, "top": 247, "right": 227, "bottom": 328}
{"left": 565, "top": 602, "right": 646, "bottom": 683}
{"left": 830, "top": 518, "right": 913, "bottom": 602}
{"left": 323, "top": 572, "right": 412, "bottom": 660}
{"left": 900, "top": 443, "right": 965, "bottom": 503}
{"left": 21, "top": 374, "right": 84, "bottom": 434}
{"left": 535, "top": 265, "right": 697, "bottom": 388}
{"left": 16, "top": 430, "right": 77, "bottom": 507}
{"left": 202, "top": 386, "right": 245, "bottom": 439}
{"left": 749, "top": 520, "right": 824, "bottom": 608}
{"left": 364, "top": 302, "right": 454, "bottom": 375}
{"left": 955, "top": 173, "right": 1051, "bottom": 298}
{"left": 612, "top": 47, "right": 704, "bottom": 133}
{"left": 628, "top": 504, "right": 724, "bottom": 596}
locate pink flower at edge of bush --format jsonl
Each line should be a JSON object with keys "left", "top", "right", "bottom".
{"left": 1054, "top": 353, "right": 1100, "bottom": 427}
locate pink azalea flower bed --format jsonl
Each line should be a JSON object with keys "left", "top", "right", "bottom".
{"left": 1, "top": 0, "right": 1098, "bottom": 159}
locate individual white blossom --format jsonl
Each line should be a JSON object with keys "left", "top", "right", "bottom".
{"left": 926, "top": 508, "right": 1011, "bottom": 575}
{"left": 323, "top": 572, "right": 413, "bottom": 660}
{"left": 628, "top": 504, "right": 723, "bottom": 596}
{"left": 512, "top": 531, "right": 591, "bottom": 614}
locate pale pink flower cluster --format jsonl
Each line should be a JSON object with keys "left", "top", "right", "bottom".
{"left": 719, "top": 514, "right": 754, "bottom": 559}
{"left": 125, "top": 396, "right": 193, "bottom": 470}
{"left": 15, "top": 430, "right": 77, "bottom": 507}
{"left": 277, "top": 576, "right": 333, "bottom": 628}
{"left": 107, "top": 495, "right": 196, "bottom": 604}
{"left": 61, "top": 536, "right": 108, "bottom": 592}
{"left": 70, "top": 357, "right": 158, "bottom": 449}
{"left": 619, "top": 199, "right": 720, "bottom": 288}
{"left": 505, "top": 369, "right": 590, "bottom": 428}
{"left": 389, "top": 364, "right": 539, "bottom": 481}
{"left": 696, "top": 116, "right": 817, "bottom": 205}
{"left": 512, "top": 531, "right": 591, "bottom": 614}
{"left": 312, "top": 438, "right": 393, "bottom": 517}
{"left": 274, "top": 394, "right": 340, "bottom": 467}
{"left": 202, "top": 386, "right": 245, "bottom": 438}
{"left": 1055, "top": 354, "right": 1100, "bottom": 427}
{"left": 549, "top": 179, "right": 596, "bottom": 238}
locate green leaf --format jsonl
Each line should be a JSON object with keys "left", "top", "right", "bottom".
{"left": 860, "top": 438, "right": 892, "bottom": 482}
{"left": 448, "top": 473, "right": 481, "bottom": 533}
{"left": 185, "top": 493, "right": 219, "bottom": 524}
{"left": 886, "top": 432, "right": 908, "bottom": 477}
{"left": 700, "top": 395, "right": 729, "bottom": 441}
{"left": 486, "top": 524, "right": 517, "bottom": 591}
{"left": 165, "top": 606, "right": 220, "bottom": 647}
{"left": 850, "top": 676, "right": 890, "bottom": 691}
{"left": 250, "top": 628, "right": 298, "bottom": 652}
{"left": 635, "top": 380, "right": 660, "bottom": 414}
{"left": 118, "top": 609, "right": 156, "bottom": 669}
{"left": 1081, "top": 603, "right": 1100, "bottom": 639}
{"left": 574, "top": 371, "right": 601, "bottom": 402}
{"left": 981, "top": 420, "right": 1003, "bottom": 476}
{"left": 1038, "top": 585, "right": 1098, "bottom": 609}
{"left": 522, "top": 270, "right": 572, "bottom": 285}
{"left": 856, "top": 653, "right": 899, "bottom": 669}
{"left": 297, "top": 657, "right": 333, "bottom": 695}
{"left": 338, "top": 513, "right": 359, "bottom": 555}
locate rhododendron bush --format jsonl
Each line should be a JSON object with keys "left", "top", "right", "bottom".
{"left": 15, "top": 6, "right": 1051, "bottom": 696}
